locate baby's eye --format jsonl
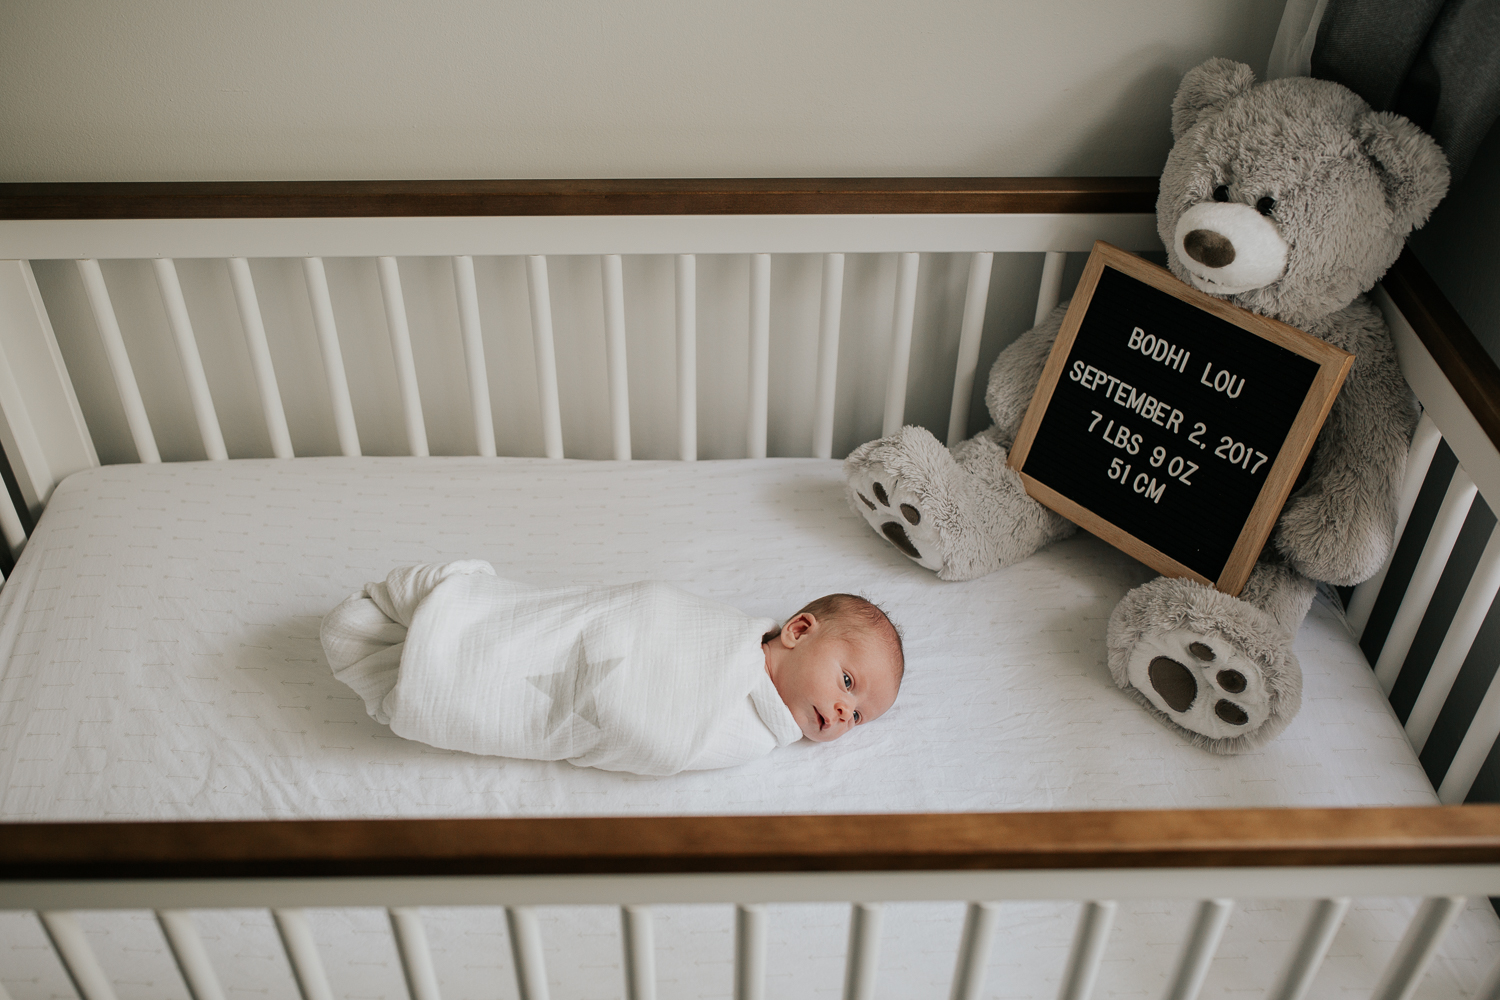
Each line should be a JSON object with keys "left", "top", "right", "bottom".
{"left": 853, "top": 710, "right": 861, "bottom": 724}
{"left": 842, "top": 672, "right": 852, "bottom": 690}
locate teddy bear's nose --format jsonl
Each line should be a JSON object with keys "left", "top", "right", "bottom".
{"left": 1183, "top": 229, "right": 1237, "bottom": 268}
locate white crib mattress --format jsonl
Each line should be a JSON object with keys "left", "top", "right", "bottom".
{"left": 0, "top": 456, "right": 1441, "bottom": 819}
{"left": 3, "top": 457, "right": 1496, "bottom": 1000}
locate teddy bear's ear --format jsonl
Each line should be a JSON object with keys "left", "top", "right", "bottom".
{"left": 1356, "top": 111, "right": 1451, "bottom": 235}
{"left": 1171, "top": 58, "right": 1257, "bottom": 141}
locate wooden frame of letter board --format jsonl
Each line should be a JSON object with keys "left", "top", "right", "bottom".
{"left": 1008, "top": 241, "right": 1354, "bottom": 596}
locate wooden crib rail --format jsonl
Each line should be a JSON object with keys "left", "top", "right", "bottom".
{"left": 3, "top": 805, "right": 1498, "bottom": 882}
{"left": 0, "top": 177, "right": 1161, "bottom": 219}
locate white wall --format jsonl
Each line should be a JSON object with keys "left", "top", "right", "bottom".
{"left": 1, "top": 0, "right": 1284, "bottom": 182}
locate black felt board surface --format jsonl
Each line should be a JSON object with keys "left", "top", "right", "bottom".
{"left": 1020, "top": 264, "right": 1322, "bottom": 584}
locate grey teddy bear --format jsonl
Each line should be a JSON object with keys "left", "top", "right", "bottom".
{"left": 844, "top": 58, "right": 1450, "bottom": 752}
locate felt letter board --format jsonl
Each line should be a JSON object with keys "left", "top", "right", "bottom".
{"left": 1008, "top": 242, "right": 1353, "bottom": 595}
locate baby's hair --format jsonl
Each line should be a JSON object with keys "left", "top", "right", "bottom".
{"left": 764, "top": 594, "right": 905, "bottom": 682}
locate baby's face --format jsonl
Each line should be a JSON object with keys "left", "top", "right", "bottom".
{"left": 765, "top": 615, "right": 900, "bottom": 742}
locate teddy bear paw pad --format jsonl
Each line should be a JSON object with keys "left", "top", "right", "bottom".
{"left": 1126, "top": 628, "right": 1269, "bottom": 740}
{"left": 848, "top": 464, "right": 945, "bottom": 572}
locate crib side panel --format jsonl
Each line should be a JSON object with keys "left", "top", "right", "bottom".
{"left": 1355, "top": 254, "right": 1500, "bottom": 806}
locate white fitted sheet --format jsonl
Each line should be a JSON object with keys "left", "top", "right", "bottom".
{"left": 0, "top": 456, "right": 1441, "bottom": 820}
{"left": 1, "top": 457, "right": 1494, "bottom": 1000}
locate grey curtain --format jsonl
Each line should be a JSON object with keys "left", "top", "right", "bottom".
{"left": 1311, "top": 0, "right": 1500, "bottom": 183}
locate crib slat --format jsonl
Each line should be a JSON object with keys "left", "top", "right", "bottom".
{"left": 747, "top": 253, "right": 771, "bottom": 459}
{"left": 1265, "top": 897, "right": 1349, "bottom": 1000}
{"left": 40, "top": 911, "right": 119, "bottom": 1000}
{"left": 152, "top": 258, "right": 227, "bottom": 461}
{"left": 881, "top": 252, "right": 920, "bottom": 437}
{"left": 1407, "top": 523, "right": 1500, "bottom": 752}
{"left": 601, "top": 254, "right": 632, "bottom": 461}
{"left": 1162, "top": 898, "right": 1233, "bottom": 1000}
{"left": 1437, "top": 659, "right": 1500, "bottom": 803}
{"left": 1374, "top": 466, "right": 1478, "bottom": 693}
{"left": 376, "top": 256, "right": 429, "bottom": 457}
{"left": 1033, "top": 250, "right": 1067, "bottom": 327}
{"left": 272, "top": 908, "right": 335, "bottom": 1000}
{"left": 0, "top": 488, "right": 25, "bottom": 560}
{"left": 389, "top": 907, "right": 442, "bottom": 1000}
{"left": 157, "top": 909, "right": 227, "bottom": 1000}
{"left": 813, "top": 252, "right": 845, "bottom": 459}
{"left": 506, "top": 905, "right": 551, "bottom": 1000}
{"left": 451, "top": 255, "right": 496, "bottom": 458}
{"left": 948, "top": 901, "right": 1000, "bottom": 1000}
{"left": 76, "top": 258, "right": 160, "bottom": 463}
{"left": 946, "top": 251, "right": 994, "bottom": 447}
{"left": 1057, "top": 900, "right": 1116, "bottom": 1000}
{"left": 621, "top": 905, "right": 656, "bottom": 1000}
{"left": 227, "top": 257, "right": 294, "bottom": 459}
{"left": 1348, "top": 412, "right": 1443, "bottom": 636}
{"left": 1368, "top": 896, "right": 1464, "bottom": 1000}
{"left": 300, "top": 257, "right": 361, "bottom": 457}
{"left": 735, "top": 903, "right": 767, "bottom": 1000}
{"left": 676, "top": 254, "right": 697, "bottom": 461}
{"left": 842, "top": 902, "right": 883, "bottom": 1000}
{"left": 525, "top": 256, "right": 564, "bottom": 460}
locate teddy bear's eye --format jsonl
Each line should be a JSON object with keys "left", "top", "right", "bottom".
{"left": 1212, "top": 185, "right": 1229, "bottom": 202}
{"left": 1256, "top": 196, "right": 1276, "bottom": 216}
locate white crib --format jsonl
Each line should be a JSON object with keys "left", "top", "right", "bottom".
{"left": 0, "top": 178, "right": 1497, "bottom": 1000}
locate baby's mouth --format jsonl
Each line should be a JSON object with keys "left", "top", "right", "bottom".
{"left": 815, "top": 708, "right": 827, "bottom": 729}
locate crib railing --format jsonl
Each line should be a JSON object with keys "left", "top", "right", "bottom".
{"left": 0, "top": 179, "right": 1159, "bottom": 518}
{"left": 3, "top": 180, "right": 1500, "bottom": 1000}
{"left": 3, "top": 807, "right": 1499, "bottom": 1000}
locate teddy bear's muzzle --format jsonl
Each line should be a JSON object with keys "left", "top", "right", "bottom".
{"left": 1173, "top": 201, "right": 1288, "bottom": 296}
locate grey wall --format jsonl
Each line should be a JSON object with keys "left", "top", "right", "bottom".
{"left": 1, "top": 0, "right": 1284, "bottom": 182}
{"left": 1408, "top": 124, "right": 1500, "bottom": 365}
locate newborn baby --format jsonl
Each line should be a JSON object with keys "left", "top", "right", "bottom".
{"left": 320, "top": 560, "right": 902, "bottom": 775}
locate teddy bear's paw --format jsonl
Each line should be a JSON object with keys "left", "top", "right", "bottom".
{"left": 1124, "top": 628, "right": 1273, "bottom": 741}
{"left": 847, "top": 459, "right": 947, "bottom": 573}
{"left": 1107, "top": 577, "right": 1302, "bottom": 753}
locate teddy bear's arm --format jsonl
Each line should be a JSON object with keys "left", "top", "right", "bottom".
{"left": 986, "top": 302, "right": 1071, "bottom": 448}
{"left": 1273, "top": 303, "right": 1417, "bottom": 586}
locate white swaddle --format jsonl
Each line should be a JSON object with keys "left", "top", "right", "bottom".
{"left": 320, "top": 561, "right": 802, "bottom": 774}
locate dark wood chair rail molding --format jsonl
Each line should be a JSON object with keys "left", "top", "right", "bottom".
{"left": 1384, "top": 248, "right": 1500, "bottom": 456}
{"left": 2, "top": 806, "right": 1498, "bottom": 881}
{"left": 0, "top": 177, "right": 1160, "bottom": 220}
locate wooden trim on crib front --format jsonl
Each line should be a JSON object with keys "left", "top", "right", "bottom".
{"left": 0, "top": 177, "right": 1160, "bottom": 219}
{"left": 1, "top": 805, "right": 1497, "bottom": 881}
